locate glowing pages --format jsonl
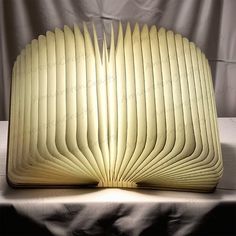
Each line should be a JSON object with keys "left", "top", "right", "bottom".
{"left": 7, "top": 22, "right": 223, "bottom": 192}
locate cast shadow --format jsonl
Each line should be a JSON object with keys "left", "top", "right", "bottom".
{"left": 2, "top": 179, "right": 103, "bottom": 200}
{"left": 217, "top": 142, "right": 236, "bottom": 190}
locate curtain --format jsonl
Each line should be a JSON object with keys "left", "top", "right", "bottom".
{"left": 0, "top": 0, "right": 236, "bottom": 120}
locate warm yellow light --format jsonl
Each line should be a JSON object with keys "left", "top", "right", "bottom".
{"left": 7, "top": 22, "right": 223, "bottom": 192}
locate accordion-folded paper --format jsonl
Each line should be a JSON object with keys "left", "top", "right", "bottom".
{"left": 7, "top": 22, "right": 223, "bottom": 192}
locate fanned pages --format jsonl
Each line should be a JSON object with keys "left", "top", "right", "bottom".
{"left": 7, "top": 22, "right": 223, "bottom": 192}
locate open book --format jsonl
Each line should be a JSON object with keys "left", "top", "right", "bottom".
{"left": 7, "top": 22, "right": 223, "bottom": 192}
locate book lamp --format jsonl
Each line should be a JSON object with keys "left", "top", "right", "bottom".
{"left": 7, "top": 22, "right": 223, "bottom": 192}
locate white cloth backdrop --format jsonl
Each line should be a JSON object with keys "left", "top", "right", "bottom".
{"left": 0, "top": 0, "right": 236, "bottom": 120}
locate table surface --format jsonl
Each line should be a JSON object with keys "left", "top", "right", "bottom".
{"left": 0, "top": 118, "right": 236, "bottom": 203}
